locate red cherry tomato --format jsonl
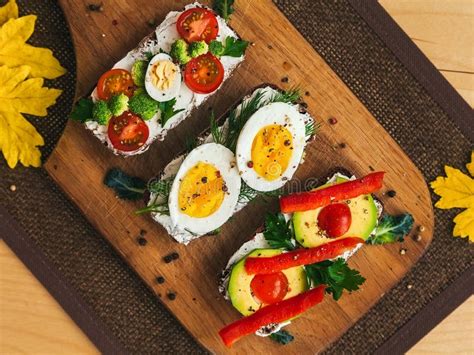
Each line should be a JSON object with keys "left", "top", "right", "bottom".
{"left": 107, "top": 111, "right": 149, "bottom": 152}
{"left": 317, "top": 203, "right": 352, "bottom": 238}
{"left": 176, "top": 8, "right": 219, "bottom": 43}
{"left": 97, "top": 69, "right": 135, "bottom": 101}
{"left": 184, "top": 53, "right": 224, "bottom": 94}
{"left": 250, "top": 272, "right": 289, "bottom": 305}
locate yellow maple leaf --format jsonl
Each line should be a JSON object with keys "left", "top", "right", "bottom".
{"left": 453, "top": 208, "right": 474, "bottom": 242}
{"left": 467, "top": 151, "right": 474, "bottom": 177}
{"left": 0, "top": 65, "right": 61, "bottom": 168}
{"left": 0, "top": 15, "right": 66, "bottom": 79}
{"left": 0, "top": 0, "right": 18, "bottom": 26}
{"left": 0, "top": 65, "right": 62, "bottom": 116}
{"left": 0, "top": 111, "right": 43, "bottom": 168}
{"left": 431, "top": 153, "right": 474, "bottom": 242}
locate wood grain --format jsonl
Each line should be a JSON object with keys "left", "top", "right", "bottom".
{"left": 39, "top": 0, "right": 434, "bottom": 353}
{"left": 4, "top": 0, "right": 473, "bottom": 353}
{"left": 379, "top": 0, "right": 474, "bottom": 107}
{"left": 0, "top": 240, "right": 99, "bottom": 355}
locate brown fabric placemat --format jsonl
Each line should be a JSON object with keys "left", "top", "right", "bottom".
{"left": 1, "top": 0, "right": 472, "bottom": 354}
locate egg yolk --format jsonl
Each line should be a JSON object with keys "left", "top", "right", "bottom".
{"left": 178, "top": 162, "right": 226, "bottom": 218}
{"left": 251, "top": 124, "right": 293, "bottom": 181}
{"left": 150, "top": 60, "right": 177, "bottom": 90}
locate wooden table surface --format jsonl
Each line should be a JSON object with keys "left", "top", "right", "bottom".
{"left": 1, "top": 1, "right": 472, "bottom": 353}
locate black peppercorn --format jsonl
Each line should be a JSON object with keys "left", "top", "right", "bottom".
{"left": 156, "top": 276, "right": 165, "bottom": 284}
{"left": 137, "top": 237, "right": 147, "bottom": 246}
{"left": 387, "top": 190, "right": 397, "bottom": 198}
{"left": 167, "top": 292, "right": 177, "bottom": 300}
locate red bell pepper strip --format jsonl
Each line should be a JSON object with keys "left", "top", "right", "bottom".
{"left": 245, "top": 237, "right": 364, "bottom": 275}
{"left": 280, "top": 171, "right": 385, "bottom": 213}
{"left": 219, "top": 285, "right": 326, "bottom": 347}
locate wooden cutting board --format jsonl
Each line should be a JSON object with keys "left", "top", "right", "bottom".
{"left": 47, "top": 0, "right": 434, "bottom": 353}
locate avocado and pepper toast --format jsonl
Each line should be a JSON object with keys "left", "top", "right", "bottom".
{"left": 219, "top": 171, "right": 414, "bottom": 347}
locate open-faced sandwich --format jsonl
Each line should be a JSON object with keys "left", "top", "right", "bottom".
{"left": 136, "top": 86, "right": 317, "bottom": 244}
{"left": 70, "top": 2, "right": 249, "bottom": 156}
{"left": 218, "top": 171, "right": 414, "bottom": 347}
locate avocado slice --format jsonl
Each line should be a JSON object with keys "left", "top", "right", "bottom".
{"left": 293, "top": 176, "right": 378, "bottom": 248}
{"left": 228, "top": 248, "right": 308, "bottom": 316}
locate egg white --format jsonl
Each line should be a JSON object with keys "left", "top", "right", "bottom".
{"left": 168, "top": 143, "right": 241, "bottom": 235}
{"left": 235, "top": 102, "right": 306, "bottom": 192}
{"left": 145, "top": 53, "right": 181, "bottom": 102}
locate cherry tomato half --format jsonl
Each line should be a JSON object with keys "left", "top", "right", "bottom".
{"left": 107, "top": 111, "right": 149, "bottom": 152}
{"left": 176, "top": 8, "right": 219, "bottom": 43}
{"left": 184, "top": 53, "right": 224, "bottom": 94}
{"left": 317, "top": 203, "right": 352, "bottom": 238}
{"left": 250, "top": 272, "right": 289, "bottom": 305}
{"left": 97, "top": 69, "right": 135, "bottom": 101}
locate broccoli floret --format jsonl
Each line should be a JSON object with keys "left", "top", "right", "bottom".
{"left": 131, "top": 60, "right": 148, "bottom": 86}
{"left": 128, "top": 92, "right": 158, "bottom": 120}
{"left": 108, "top": 93, "right": 129, "bottom": 116}
{"left": 170, "top": 39, "right": 191, "bottom": 65}
{"left": 209, "top": 40, "right": 225, "bottom": 57}
{"left": 92, "top": 100, "right": 112, "bottom": 125}
{"left": 189, "top": 40, "right": 209, "bottom": 58}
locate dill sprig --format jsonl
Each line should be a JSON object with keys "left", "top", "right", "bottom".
{"left": 135, "top": 202, "right": 170, "bottom": 215}
{"left": 225, "top": 91, "right": 266, "bottom": 152}
{"left": 135, "top": 176, "right": 174, "bottom": 215}
{"left": 238, "top": 181, "right": 283, "bottom": 204}
{"left": 305, "top": 119, "right": 320, "bottom": 137}
{"left": 210, "top": 110, "right": 226, "bottom": 145}
{"left": 270, "top": 86, "right": 301, "bottom": 104}
{"left": 185, "top": 137, "right": 198, "bottom": 153}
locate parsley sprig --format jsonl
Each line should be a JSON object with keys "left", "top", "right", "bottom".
{"left": 159, "top": 98, "right": 185, "bottom": 127}
{"left": 263, "top": 213, "right": 296, "bottom": 250}
{"left": 305, "top": 258, "right": 366, "bottom": 301}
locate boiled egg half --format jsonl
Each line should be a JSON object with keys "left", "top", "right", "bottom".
{"left": 145, "top": 53, "right": 181, "bottom": 102}
{"left": 235, "top": 102, "right": 306, "bottom": 192}
{"left": 168, "top": 143, "right": 241, "bottom": 235}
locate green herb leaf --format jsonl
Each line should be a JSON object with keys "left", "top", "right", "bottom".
{"left": 269, "top": 330, "right": 294, "bottom": 345}
{"left": 148, "top": 177, "right": 174, "bottom": 197}
{"left": 225, "top": 91, "right": 266, "bottom": 152}
{"left": 104, "top": 168, "right": 146, "bottom": 200}
{"left": 136, "top": 176, "right": 174, "bottom": 215}
{"left": 367, "top": 213, "right": 414, "bottom": 245}
{"left": 70, "top": 98, "right": 94, "bottom": 123}
{"left": 223, "top": 88, "right": 303, "bottom": 152}
{"left": 221, "top": 36, "right": 249, "bottom": 57}
{"left": 159, "top": 98, "right": 185, "bottom": 127}
{"left": 185, "top": 137, "right": 198, "bottom": 154}
{"left": 210, "top": 110, "right": 226, "bottom": 145}
{"left": 263, "top": 213, "right": 296, "bottom": 251}
{"left": 144, "top": 51, "right": 154, "bottom": 61}
{"left": 305, "top": 120, "right": 319, "bottom": 137}
{"left": 306, "top": 258, "right": 365, "bottom": 301}
{"left": 271, "top": 87, "right": 301, "bottom": 104}
{"left": 213, "top": 0, "right": 235, "bottom": 21}
{"left": 238, "top": 181, "right": 282, "bottom": 204}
